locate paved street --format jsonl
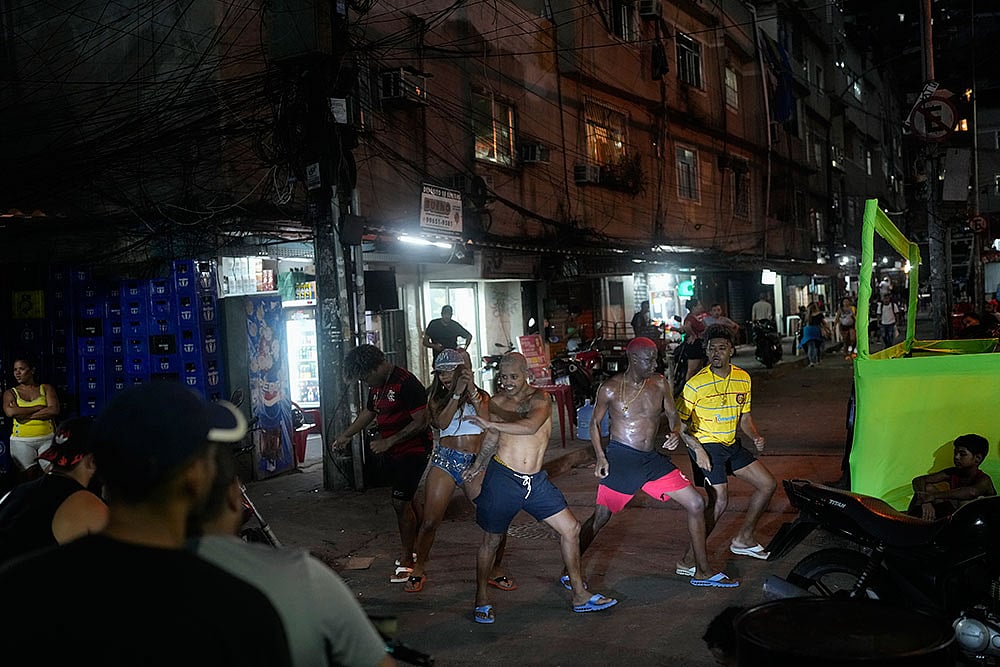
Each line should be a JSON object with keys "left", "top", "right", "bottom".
{"left": 243, "top": 340, "right": 861, "bottom": 665}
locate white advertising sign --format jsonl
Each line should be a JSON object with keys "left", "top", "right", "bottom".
{"left": 420, "top": 184, "right": 463, "bottom": 237}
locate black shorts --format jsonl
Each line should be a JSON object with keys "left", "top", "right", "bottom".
{"left": 687, "top": 438, "right": 758, "bottom": 486}
{"left": 686, "top": 338, "right": 707, "bottom": 361}
{"left": 387, "top": 450, "right": 431, "bottom": 501}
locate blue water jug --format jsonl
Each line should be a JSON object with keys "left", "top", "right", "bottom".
{"left": 575, "top": 400, "right": 610, "bottom": 440}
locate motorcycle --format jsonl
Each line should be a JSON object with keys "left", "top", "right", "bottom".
{"left": 550, "top": 345, "right": 600, "bottom": 408}
{"left": 481, "top": 342, "right": 515, "bottom": 395}
{"left": 749, "top": 318, "right": 782, "bottom": 368}
{"left": 764, "top": 478, "right": 1000, "bottom": 665}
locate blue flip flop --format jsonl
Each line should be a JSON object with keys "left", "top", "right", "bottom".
{"left": 690, "top": 572, "right": 740, "bottom": 588}
{"left": 473, "top": 604, "right": 495, "bottom": 624}
{"left": 559, "top": 575, "right": 588, "bottom": 591}
{"left": 572, "top": 593, "right": 618, "bottom": 613}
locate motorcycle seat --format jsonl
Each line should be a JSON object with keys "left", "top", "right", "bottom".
{"left": 801, "top": 482, "right": 948, "bottom": 548}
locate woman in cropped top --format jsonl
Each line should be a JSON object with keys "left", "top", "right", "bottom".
{"left": 4, "top": 357, "right": 60, "bottom": 482}
{"left": 404, "top": 348, "right": 514, "bottom": 593}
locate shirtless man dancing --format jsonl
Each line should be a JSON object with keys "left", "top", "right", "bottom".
{"left": 463, "top": 352, "right": 618, "bottom": 624}
{"left": 577, "top": 337, "right": 737, "bottom": 588}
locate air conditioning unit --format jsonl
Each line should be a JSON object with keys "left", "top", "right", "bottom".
{"left": 379, "top": 68, "right": 428, "bottom": 106}
{"left": 638, "top": 0, "right": 661, "bottom": 19}
{"left": 519, "top": 143, "right": 551, "bottom": 164}
{"left": 574, "top": 163, "right": 602, "bottom": 185}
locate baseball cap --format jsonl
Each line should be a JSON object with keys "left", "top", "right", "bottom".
{"left": 434, "top": 348, "right": 465, "bottom": 371}
{"left": 38, "top": 417, "right": 95, "bottom": 468}
{"left": 92, "top": 382, "right": 248, "bottom": 493}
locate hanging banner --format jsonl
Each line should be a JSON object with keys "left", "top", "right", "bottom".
{"left": 419, "top": 184, "right": 463, "bottom": 238}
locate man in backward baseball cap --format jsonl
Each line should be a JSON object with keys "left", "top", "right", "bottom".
{"left": 0, "top": 382, "right": 292, "bottom": 667}
{"left": 92, "top": 381, "right": 248, "bottom": 500}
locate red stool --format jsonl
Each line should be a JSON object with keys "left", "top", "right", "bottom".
{"left": 535, "top": 384, "right": 574, "bottom": 448}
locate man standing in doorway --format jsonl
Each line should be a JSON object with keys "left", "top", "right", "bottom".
{"left": 751, "top": 292, "right": 773, "bottom": 322}
{"left": 423, "top": 305, "right": 473, "bottom": 362}
{"left": 631, "top": 300, "right": 654, "bottom": 338}
{"left": 333, "top": 345, "right": 433, "bottom": 584}
{"left": 678, "top": 325, "right": 776, "bottom": 563}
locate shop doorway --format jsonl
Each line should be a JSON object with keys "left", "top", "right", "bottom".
{"left": 428, "top": 283, "right": 481, "bottom": 374}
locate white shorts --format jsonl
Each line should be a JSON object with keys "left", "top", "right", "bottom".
{"left": 10, "top": 434, "right": 53, "bottom": 470}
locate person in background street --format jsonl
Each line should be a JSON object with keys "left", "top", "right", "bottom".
{"left": 578, "top": 337, "right": 737, "bottom": 588}
{"left": 333, "top": 345, "right": 433, "bottom": 584}
{"left": 751, "top": 292, "right": 773, "bottom": 322}
{"left": 463, "top": 352, "right": 617, "bottom": 623}
{"left": 678, "top": 325, "right": 776, "bottom": 562}
{"left": 703, "top": 304, "right": 740, "bottom": 343}
{"left": 876, "top": 294, "right": 902, "bottom": 349}
{"left": 797, "top": 303, "right": 830, "bottom": 367}
{"left": 189, "top": 444, "right": 396, "bottom": 667}
{"left": 423, "top": 305, "right": 473, "bottom": 362}
{"left": 682, "top": 299, "right": 709, "bottom": 382}
{"left": 957, "top": 312, "right": 998, "bottom": 340}
{"left": 837, "top": 297, "right": 858, "bottom": 357}
{"left": 405, "top": 349, "right": 513, "bottom": 594}
{"left": 631, "top": 300, "right": 655, "bottom": 338}
{"left": 0, "top": 417, "right": 107, "bottom": 564}
{"left": 908, "top": 434, "right": 996, "bottom": 520}
{"left": 0, "top": 382, "right": 292, "bottom": 667}
{"left": 4, "top": 356, "right": 60, "bottom": 482}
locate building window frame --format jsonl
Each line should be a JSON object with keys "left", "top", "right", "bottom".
{"left": 724, "top": 67, "right": 739, "bottom": 108}
{"left": 608, "top": 0, "right": 635, "bottom": 41}
{"left": 732, "top": 167, "right": 750, "bottom": 219}
{"left": 676, "top": 32, "right": 703, "bottom": 88}
{"left": 676, "top": 146, "right": 700, "bottom": 201}
{"left": 585, "top": 98, "right": 629, "bottom": 165}
{"left": 472, "top": 91, "right": 516, "bottom": 167}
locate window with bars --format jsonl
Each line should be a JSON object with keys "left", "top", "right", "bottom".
{"left": 676, "top": 147, "right": 700, "bottom": 201}
{"left": 676, "top": 32, "right": 702, "bottom": 88}
{"left": 724, "top": 67, "right": 739, "bottom": 108}
{"left": 585, "top": 99, "right": 628, "bottom": 165}
{"left": 472, "top": 92, "right": 515, "bottom": 166}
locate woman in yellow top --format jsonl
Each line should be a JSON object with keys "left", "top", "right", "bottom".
{"left": 4, "top": 357, "right": 60, "bottom": 480}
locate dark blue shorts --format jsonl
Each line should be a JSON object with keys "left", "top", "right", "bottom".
{"left": 687, "top": 439, "right": 758, "bottom": 487}
{"left": 475, "top": 457, "right": 568, "bottom": 534}
{"left": 387, "top": 450, "right": 431, "bottom": 501}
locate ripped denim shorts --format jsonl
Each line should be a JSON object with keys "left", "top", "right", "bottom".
{"left": 431, "top": 444, "right": 476, "bottom": 486}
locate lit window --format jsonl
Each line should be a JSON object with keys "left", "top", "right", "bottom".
{"left": 865, "top": 150, "right": 872, "bottom": 176}
{"left": 676, "top": 147, "right": 700, "bottom": 201}
{"left": 724, "top": 68, "right": 739, "bottom": 108}
{"left": 585, "top": 99, "right": 628, "bottom": 165}
{"left": 676, "top": 32, "right": 702, "bottom": 88}
{"left": 472, "top": 93, "right": 515, "bottom": 166}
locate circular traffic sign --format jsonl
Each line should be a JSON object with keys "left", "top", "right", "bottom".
{"left": 912, "top": 92, "right": 956, "bottom": 142}
{"left": 969, "top": 215, "right": 987, "bottom": 233}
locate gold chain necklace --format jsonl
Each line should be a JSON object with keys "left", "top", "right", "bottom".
{"left": 621, "top": 377, "right": 647, "bottom": 414}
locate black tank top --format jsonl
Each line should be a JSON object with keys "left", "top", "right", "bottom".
{"left": 0, "top": 474, "right": 87, "bottom": 564}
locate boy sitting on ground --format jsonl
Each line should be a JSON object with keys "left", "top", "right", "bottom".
{"left": 908, "top": 434, "right": 996, "bottom": 520}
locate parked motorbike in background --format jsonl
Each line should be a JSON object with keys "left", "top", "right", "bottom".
{"left": 749, "top": 319, "right": 782, "bottom": 368}
{"left": 764, "top": 478, "right": 1000, "bottom": 665}
{"left": 481, "top": 342, "right": 515, "bottom": 395}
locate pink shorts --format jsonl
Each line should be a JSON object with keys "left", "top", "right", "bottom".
{"left": 596, "top": 468, "right": 690, "bottom": 513}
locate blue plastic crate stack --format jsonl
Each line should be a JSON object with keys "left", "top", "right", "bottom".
{"left": 49, "top": 260, "right": 225, "bottom": 417}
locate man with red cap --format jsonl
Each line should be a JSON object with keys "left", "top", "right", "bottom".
{"left": 0, "top": 416, "right": 108, "bottom": 564}
{"left": 575, "top": 337, "right": 738, "bottom": 588}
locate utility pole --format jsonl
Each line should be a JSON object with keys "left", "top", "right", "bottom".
{"left": 969, "top": 0, "right": 985, "bottom": 313}
{"left": 922, "top": 0, "right": 949, "bottom": 338}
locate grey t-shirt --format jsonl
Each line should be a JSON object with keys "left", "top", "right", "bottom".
{"left": 192, "top": 536, "right": 388, "bottom": 667}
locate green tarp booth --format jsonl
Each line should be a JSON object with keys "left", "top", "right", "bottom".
{"left": 849, "top": 200, "right": 1000, "bottom": 510}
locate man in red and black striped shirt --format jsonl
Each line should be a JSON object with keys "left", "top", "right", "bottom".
{"left": 333, "top": 345, "right": 433, "bottom": 583}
